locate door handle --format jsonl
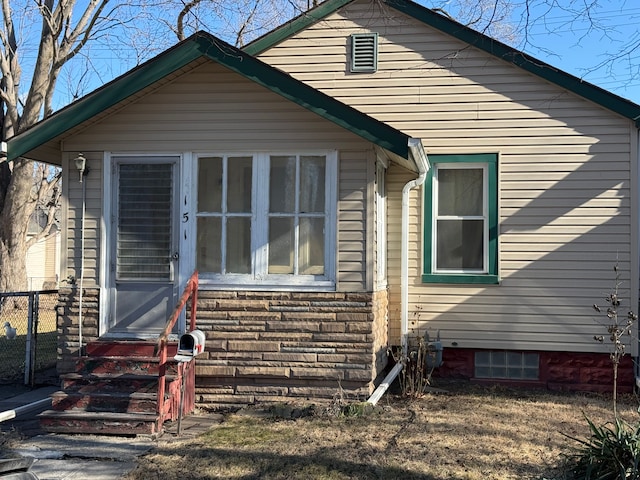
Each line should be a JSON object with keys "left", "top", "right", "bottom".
{"left": 172, "top": 252, "right": 179, "bottom": 260}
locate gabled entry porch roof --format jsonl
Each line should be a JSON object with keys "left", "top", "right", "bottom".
{"left": 8, "top": 31, "right": 422, "bottom": 172}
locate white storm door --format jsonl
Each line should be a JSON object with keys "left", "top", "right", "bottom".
{"left": 107, "top": 156, "right": 180, "bottom": 338}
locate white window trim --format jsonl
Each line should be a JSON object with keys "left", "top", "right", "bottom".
{"left": 432, "top": 162, "right": 489, "bottom": 274}
{"left": 100, "top": 151, "right": 186, "bottom": 336}
{"left": 375, "top": 161, "right": 387, "bottom": 289}
{"left": 195, "top": 151, "right": 337, "bottom": 290}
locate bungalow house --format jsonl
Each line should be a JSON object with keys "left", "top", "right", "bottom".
{"left": 7, "top": 0, "right": 640, "bottom": 433}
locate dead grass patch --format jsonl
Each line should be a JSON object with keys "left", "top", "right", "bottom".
{"left": 125, "top": 381, "right": 638, "bottom": 480}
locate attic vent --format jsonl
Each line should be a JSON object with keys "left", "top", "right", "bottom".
{"left": 350, "top": 33, "right": 378, "bottom": 73}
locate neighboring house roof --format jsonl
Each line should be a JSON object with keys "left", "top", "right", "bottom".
{"left": 245, "top": 0, "right": 640, "bottom": 128}
{"left": 8, "top": 31, "right": 414, "bottom": 164}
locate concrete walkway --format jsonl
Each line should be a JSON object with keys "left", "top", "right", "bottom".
{"left": 0, "top": 385, "right": 222, "bottom": 480}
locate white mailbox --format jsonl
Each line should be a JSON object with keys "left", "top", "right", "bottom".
{"left": 175, "top": 329, "right": 206, "bottom": 362}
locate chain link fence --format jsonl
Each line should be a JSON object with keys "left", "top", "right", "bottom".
{"left": 0, "top": 290, "right": 58, "bottom": 386}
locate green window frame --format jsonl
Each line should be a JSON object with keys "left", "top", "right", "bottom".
{"left": 422, "top": 153, "right": 499, "bottom": 284}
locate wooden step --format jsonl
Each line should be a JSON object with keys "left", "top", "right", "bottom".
{"left": 75, "top": 356, "right": 158, "bottom": 375}
{"left": 38, "top": 410, "right": 160, "bottom": 435}
{"left": 74, "top": 356, "right": 180, "bottom": 376}
{"left": 60, "top": 372, "right": 178, "bottom": 392}
{"left": 41, "top": 340, "right": 194, "bottom": 435}
{"left": 85, "top": 340, "right": 178, "bottom": 358}
{"left": 51, "top": 390, "right": 159, "bottom": 414}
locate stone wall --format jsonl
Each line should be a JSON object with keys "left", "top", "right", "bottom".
{"left": 194, "top": 290, "right": 389, "bottom": 409}
{"left": 54, "top": 289, "right": 634, "bottom": 398}
{"left": 436, "top": 348, "right": 635, "bottom": 393}
{"left": 56, "top": 287, "right": 100, "bottom": 374}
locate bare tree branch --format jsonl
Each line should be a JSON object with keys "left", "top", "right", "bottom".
{"left": 177, "top": 0, "right": 204, "bottom": 41}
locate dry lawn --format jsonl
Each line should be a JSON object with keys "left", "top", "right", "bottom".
{"left": 125, "top": 381, "right": 639, "bottom": 480}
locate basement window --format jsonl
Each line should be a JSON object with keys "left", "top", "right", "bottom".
{"left": 475, "top": 351, "right": 539, "bottom": 380}
{"left": 350, "top": 33, "right": 378, "bottom": 73}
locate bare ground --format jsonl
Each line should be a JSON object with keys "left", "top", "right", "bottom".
{"left": 124, "top": 380, "right": 639, "bottom": 480}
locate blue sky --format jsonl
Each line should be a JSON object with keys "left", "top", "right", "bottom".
{"left": 432, "top": 0, "right": 640, "bottom": 104}
{"left": 521, "top": 2, "right": 640, "bottom": 104}
{"left": 45, "top": 0, "right": 640, "bottom": 108}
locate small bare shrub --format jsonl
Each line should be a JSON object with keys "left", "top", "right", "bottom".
{"left": 393, "top": 336, "right": 436, "bottom": 399}
{"left": 592, "top": 263, "right": 638, "bottom": 417}
{"left": 564, "top": 263, "right": 640, "bottom": 479}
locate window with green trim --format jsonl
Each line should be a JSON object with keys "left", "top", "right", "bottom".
{"left": 423, "top": 154, "right": 498, "bottom": 284}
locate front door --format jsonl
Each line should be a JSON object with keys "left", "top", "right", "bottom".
{"left": 106, "top": 156, "right": 180, "bottom": 338}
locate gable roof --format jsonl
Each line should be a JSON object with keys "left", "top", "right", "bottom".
{"left": 245, "top": 0, "right": 640, "bottom": 128}
{"left": 8, "top": 30, "right": 414, "bottom": 163}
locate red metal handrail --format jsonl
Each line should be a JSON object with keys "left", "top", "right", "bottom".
{"left": 155, "top": 271, "right": 198, "bottom": 431}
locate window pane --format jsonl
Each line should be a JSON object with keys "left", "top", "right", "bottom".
{"left": 507, "top": 351, "right": 522, "bottom": 367}
{"left": 197, "top": 217, "right": 221, "bottom": 273}
{"left": 524, "top": 353, "right": 539, "bottom": 368}
{"left": 436, "top": 219, "right": 483, "bottom": 269}
{"left": 491, "top": 351, "right": 506, "bottom": 367}
{"left": 438, "top": 168, "right": 483, "bottom": 216}
{"left": 523, "top": 368, "right": 539, "bottom": 380}
{"left": 299, "top": 217, "right": 324, "bottom": 275}
{"left": 492, "top": 367, "right": 507, "bottom": 378}
{"left": 226, "top": 217, "right": 251, "bottom": 274}
{"left": 228, "top": 157, "right": 252, "bottom": 213}
{"left": 198, "top": 157, "right": 223, "bottom": 212}
{"left": 507, "top": 367, "right": 523, "bottom": 378}
{"left": 475, "top": 351, "right": 490, "bottom": 366}
{"left": 269, "top": 217, "right": 294, "bottom": 273}
{"left": 270, "top": 156, "right": 296, "bottom": 213}
{"left": 117, "top": 163, "right": 173, "bottom": 280}
{"left": 300, "top": 156, "right": 325, "bottom": 213}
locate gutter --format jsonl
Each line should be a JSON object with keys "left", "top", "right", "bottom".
{"left": 368, "top": 138, "right": 430, "bottom": 405}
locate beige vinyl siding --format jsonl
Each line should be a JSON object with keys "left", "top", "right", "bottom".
{"left": 337, "top": 150, "right": 376, "bottom": 291}
{"left": 64, "top": 62, "right": 369, "bottom": 153}
{"left": 63, "top": 61, "right": 376, "bottom": 291}
{"left": 259, "top": 0, "right": 638, "bottom": 354}
{"left": 62, "top": 152, "right": 103, "bottom": 287}
{"left": 26, "top": 232, "right": 59, "bottom": 289}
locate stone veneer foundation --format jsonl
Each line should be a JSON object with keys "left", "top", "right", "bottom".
{"left": 435, "top": 348, "right": 635, "bottom": 393}
{"left": 55, "top": 288, "right": 390, "bottom": 409}
{"left": 55, "top": 288, "right": 633, "bottom": 402}
{"left": 193, "top": 290, "right": 389, "bottom": 409}
{"left": 56, "top": 287, "right": 101, "bottom": 374}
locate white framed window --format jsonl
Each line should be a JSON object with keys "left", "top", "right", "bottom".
{"left": 423, "top": 154, "right": 498, "bottom": 285}
{"left": 196, "top": 152, "right": 337, "bottom": 288}
{"left": 433, "top": 163, "right": 488, "bottom": 273}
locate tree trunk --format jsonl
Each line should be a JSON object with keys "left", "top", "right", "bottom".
{"left": 0, "top": 158, "right": 37, "bottom": 292}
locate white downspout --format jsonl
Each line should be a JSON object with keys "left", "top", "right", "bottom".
{"left": 368, "top": 138, "right": 429, "bottom": 405}
{"left": 78, "top": 177, "right": 86, "bottom": 357}
{"left": 76, "top": 155, "right": 88, "bottom": 358}
{"left": 400, "top": 139, "right": 429, "bottom": 355}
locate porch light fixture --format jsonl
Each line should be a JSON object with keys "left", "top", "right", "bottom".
{"left": 74, "top": 153, "right": 88, "bottom": 182}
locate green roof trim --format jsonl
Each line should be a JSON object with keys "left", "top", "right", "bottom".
{"left": 245, "top": 0, "right": 640, "bottom": 128}
{"left": 9, "top": 30, "right": 411, "bottom": 161}
{"left": 244, "top": 0, "right": 353, "bottom": 55}
{"left": 9, "top": 42, "right": 205, "bottom": 161}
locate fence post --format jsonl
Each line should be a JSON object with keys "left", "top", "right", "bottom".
{"left": 31, "top": 292, "right": 40, "bottom": 387}
{"left": 24, "top": 293, "right": 34, "bottom": 386}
